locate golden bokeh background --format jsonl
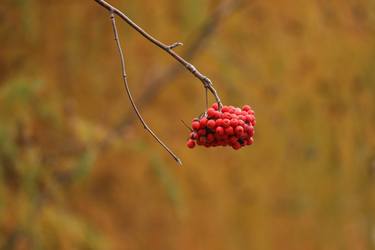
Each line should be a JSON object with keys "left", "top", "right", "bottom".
{"left": 1, "top": 0, "right": 375, "bottom": 249}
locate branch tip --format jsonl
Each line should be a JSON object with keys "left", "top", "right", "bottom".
{"left": 176, "top": 158, "right": 183, "bottom": 166}
{"left": 168, "top": 42, "right": 184, "bottom": 50}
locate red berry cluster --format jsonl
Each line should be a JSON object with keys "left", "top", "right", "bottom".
{"left": 187, "top": 103, "right": 256, "bottom": 150}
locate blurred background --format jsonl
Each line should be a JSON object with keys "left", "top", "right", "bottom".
{"left": 1, "top": 0, "right": 375, "bottom": 249}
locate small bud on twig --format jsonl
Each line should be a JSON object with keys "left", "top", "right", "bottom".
{"left": 168, "top": 42, "right": 184, "bottom": 50}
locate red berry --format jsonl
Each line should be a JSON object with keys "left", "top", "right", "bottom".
{"left": 222, "top": 119, "right": 231, "bottom": 128}
{"left": 198, "top": 129, "right": 206, "bottom": 136}
{"left": 242, "top": 105, "right": 251, "bottom": 111}
{"left": 198, "top": 136, "right": 206, "bottom": 144}
{"left": 207, "top": 133, "right": 215, "bottom": 142}
{"left": 230, "top": 119, "right": 238, "bottom": 127}
{"left": 214, "top": 133, "right": 222, "bottom": 140}
{"left": 212, "top": 103, "right": 219, "bottom": 110}
{"left": 229, "top": 136, "right": 238, "bottom": 145}
{"left": 215, "top": 118, "right": 223, "bottom": 127}
{"left": 225, "top": 126, "right": 234, "bottom": 135}
{"left": 207, "top": 119, "right": 216, "bottom": 129}
{"left": 244, "top": 115, "right": 252, "bottom": 124}
{"left": 221, "top": 134, "right": 229, "bottom": 140}
{"left": 216, "top": 126, "right": 224, "bottom": 136}
{"left": 207, "top": 108, "right": 216, "bottom": 117}
{"left": 199, "top": 117, "right": 208, "bottom": 127}
{"left": 246, "top": 125, "right": 254, "bottom": 137}
{"left": 222, "top": 106, "right": 229, "bottom": 112}
{"left": 187, "top": 139, "right": 195, "bottom": 148}
{"left": 223, "top": 113, "right": 232, "bottom": 120}
{"left": 192, "top": 121, "right": 200, "bottom": 130}
{"left": 235, "top": 125, "right": 244, "bottom": 135}
{"left": 232, "top": 142, "right": 241, "bottom": 150}
{"left": 239, "top": 132, "right": 247, "bottom": 139}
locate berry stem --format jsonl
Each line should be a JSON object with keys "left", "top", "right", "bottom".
{"left": 110, "top": 11, "right": 182, "bottom": 165}
{"left": 181, "top": 120, "right": 193, "bottom": 132}
{"left": 93, "top": 0, "right": 223, "bottom": 109}
{"left": 205, "top": 87, "right": 209, "bottom": 111}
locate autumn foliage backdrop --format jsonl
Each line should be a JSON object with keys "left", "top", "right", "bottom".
{"left": 1, "top": 0, "right": 375, "bottom": 249}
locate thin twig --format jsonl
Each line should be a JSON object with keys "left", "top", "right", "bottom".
{"left": 93, "top": 0, "right": 223, "bottom": 109}
{"left": 109, "top": 11, "right": 182, "bottom": 165}
{"left": 181, "top": 120, "right": 193, "bottom": 132}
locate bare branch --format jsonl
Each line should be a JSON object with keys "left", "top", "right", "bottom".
{"left": 97, "top": 0, "right": 243, "bottom": 150}
{"left": 109, "top": 11, "right": 182, "bottom": 165}
{"left": 93, "top": 0, "right": 223, "bottom": 109}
